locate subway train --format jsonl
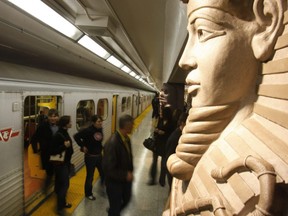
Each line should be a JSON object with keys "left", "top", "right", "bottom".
{"left": 0, "top": 61, "right": 154, "bottom": 216}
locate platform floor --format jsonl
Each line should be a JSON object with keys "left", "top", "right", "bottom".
{"left": 32, "top": 108, "right": 170, "bottom": 216}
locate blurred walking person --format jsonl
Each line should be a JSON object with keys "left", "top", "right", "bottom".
{"left": 103, "top": 115, "right": 134, "bottom": 216}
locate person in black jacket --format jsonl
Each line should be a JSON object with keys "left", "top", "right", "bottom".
{"left": 31, "top": 108, "right": 59, "bottom": 191}
{"left": 152, "top": 92, "right": 159, "bottom": 118}
{"left": 73, "top": 115, "right": 105, "bottom": 200}
{"left": 102, "top": 114, "right": 134, "bottom": 216}
{"left": 50, "top": 115, "right": 74, "bottom": 215}
{"left": 164, "top": 112, "right": 188, "bottom": 190}
{"left": 148, "top": 106, "right": 174, "bottom": 186}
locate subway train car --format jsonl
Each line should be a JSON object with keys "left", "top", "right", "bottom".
{"left": 0, "top": 61, "right": 154, "bottom": 215}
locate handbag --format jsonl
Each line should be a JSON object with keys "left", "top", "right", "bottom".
{"left": 50, "top": 132, "right": 67, "bottom": 163}
{"left": 143, "top": 137, "right": 156, "bottom": 152}
{"left": 50, "top": 151, "right": 66, "bottom": 162}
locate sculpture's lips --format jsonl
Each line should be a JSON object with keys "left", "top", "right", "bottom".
{"left": 187, "top": 84, "right": 200, "bottom": 95}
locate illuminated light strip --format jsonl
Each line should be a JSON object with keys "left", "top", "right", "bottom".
{"left": 78, "top": 35, "right": 110, "bottom": 59}
{"left": 8, "top": 0, "right": 155, "bottom": 89}
{"left": 121, "top": 65, "right": 131, "bottom": 73}
{"left": 8, "top": 0, "right": 82, "bottom": 40}
{"left": 107, "top": 55, "right": 123, "bottom": 68}
{"left": 129, "top": 71, "right": 136, "bottom": 77}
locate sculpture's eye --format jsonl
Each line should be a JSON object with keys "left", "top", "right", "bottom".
{"left": 197, "top": 28, "right": 216, "bottom": 42}
{"left": 189, "top": 18, "right": 226, "bottom": 43}
{"left": 197, "top": 29, "right": 209, "bottom": 41}
{"left": 196, "top": 27, "right": 226, "bottom": 43}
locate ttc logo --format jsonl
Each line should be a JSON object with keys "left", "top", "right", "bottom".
{"left": 0, "top": 128, "right": 20, "bottom": 142}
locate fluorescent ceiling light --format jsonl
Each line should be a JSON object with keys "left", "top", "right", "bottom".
{"left": 78, "top": 35, "right": 110, "bottom": 59}
{"left": 121, "top": 65, "right": 131, "bottom": 73}
{"left": 8, "top": 0, "right": 82, "bottom": 40}
{"left": 107, "top": 55, "right": 123, "bottom": 68}
{"left": 129, "top": 71, "right": 136, "bottom": 77}
{"left": 135, "top": 75, "right": 140, "bottom": 80}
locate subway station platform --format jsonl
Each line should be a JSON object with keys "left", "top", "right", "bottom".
{"left": 31, "top": 107, "right": 170, "bottom": 216}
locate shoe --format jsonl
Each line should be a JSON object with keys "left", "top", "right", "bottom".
{"left": 86, "top": 195, "right": 96, "bottom": 200}
{"left": 159, "top": 179, "right": 165, "bottom": 187}
{"left": 57, "top": 209, "right": 66, "bottom": 216}
{"left": 64, "top": 203, "right": 72, "bottom": 208}
{"left": 147, "top": 180, "right": 156, "bottom": 186}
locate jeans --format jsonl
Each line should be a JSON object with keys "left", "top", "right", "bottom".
{"left": 84, "top": 155, "right": 105, "bottom": 196}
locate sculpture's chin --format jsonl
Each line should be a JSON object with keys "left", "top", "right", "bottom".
{"left": 167, "top": 103, "right": 240, "bottom": 180}
{"left": 167, "top": 154, "right": 194, "bottom": 181}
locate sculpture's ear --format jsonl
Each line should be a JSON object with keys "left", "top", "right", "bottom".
{"left": 251, "top": 0, "right": 284, "bottom": 61}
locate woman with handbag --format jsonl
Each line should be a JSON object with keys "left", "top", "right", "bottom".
{"left": 50, "top": 115, "right": 74, "bottom": 215}
{"left": 148, "top": 106, "right": 173, "bottom": 186}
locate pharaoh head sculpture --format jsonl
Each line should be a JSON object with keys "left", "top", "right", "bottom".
{"left": 181, "top": 0, "right": 284, "bottom": 107}
{"left": 167, "top": 0, "right": 285, "bottom": 180}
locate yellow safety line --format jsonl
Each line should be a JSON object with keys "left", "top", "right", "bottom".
{"left": 133, "top": 105, "right": 151, "bottom": 131}
{"left": 31, "top": 105, "right": 152, "bottom": 215}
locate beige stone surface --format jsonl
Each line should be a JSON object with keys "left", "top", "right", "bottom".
{"left": 166, "top": 0, "right": 288, "bottom": 215}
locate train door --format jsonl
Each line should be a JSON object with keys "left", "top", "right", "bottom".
{"left": 23, "top": 95, "right": 63, "bottom": 214}
{"left": 132, "top": 94, "right": 137, "bottom": 118}
{"left": 136, "top": 94, "right": 140, "bottom": 116}
{"left": 111, "top": 95, "right": 118, "bottom": 133}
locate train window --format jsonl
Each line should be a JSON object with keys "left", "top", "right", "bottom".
{"left": 127, "top": 97, "right": 131, "bottom": 110}
{"left": 121, "top": 97, "right": 127, "bottom": 112}
{"left": 76, "top": 100, "right": 94, "bottom": 130}
{"left": 97, "top": 98, "right": 108, "bottom": 120}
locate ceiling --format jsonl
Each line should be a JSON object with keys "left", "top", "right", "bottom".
{"left": 0, "top": 0, "right": 188, "bottom": 91}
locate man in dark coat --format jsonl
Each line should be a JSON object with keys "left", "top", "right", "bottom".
{"left": 31, "top": 108, "right": 59, "bottom": 190}
{"left": 102, "top": 114, "right": 134, "bottom": 216}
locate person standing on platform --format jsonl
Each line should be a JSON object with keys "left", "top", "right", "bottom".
{"left": 164, "top": 112, "right": 188, "bottom": 190}
{"left": 31, "top": 108, "right": 59, "bottom": 192}
{"left": 151, "top": 92, "right": 160, "bottom": 128}
{"left": 50, "top": 115, "right": 74, "bottom": 215}
{"left": 148, "top": 106, "right": 174, "bottom": 186}
{"left": 73, "top": 115, "right": 105, "bottom": 201}
{"left": 102, "top": 114, "right": 134, "bottom": 216}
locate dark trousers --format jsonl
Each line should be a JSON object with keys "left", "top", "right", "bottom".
{"left": 159, "top": 155, "right": 166, "bottom": 186}
{"left": 41, "top": 153, "right": 54, "bottom": 190}
{"left": 106, "top": 180, "right": 132, "bottom": 216}
{"left": 84, "top": 155, "right": 105, "bottom": 196}
{"left": 149, "top": 152, "right": 158, "bottom": 183}
{"left": 167, "top": 173, "right": 173, "bottom": 191}
{"left": 54, "top": 164, "right": 70, "bottom": 211}
{"left": 149, "top": 152, "right": 166, "bottom": 185}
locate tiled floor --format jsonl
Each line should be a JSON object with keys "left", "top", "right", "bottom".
{"left": 72, "top": 111, "right": 170, "bottom": 216}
